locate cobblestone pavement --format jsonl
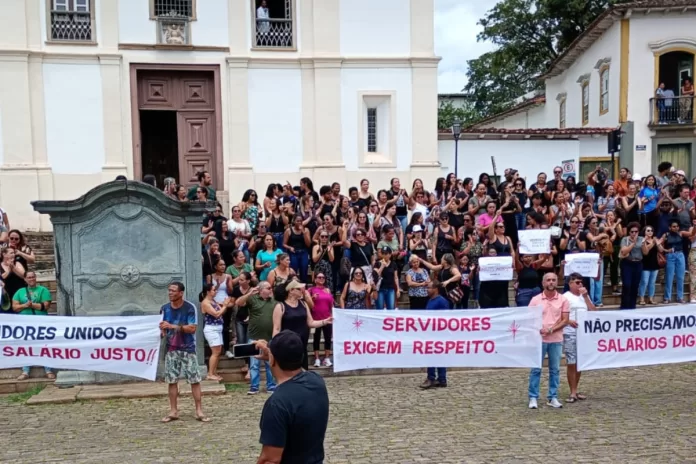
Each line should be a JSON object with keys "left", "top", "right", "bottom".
{"left": 2, "top": 364, "right": 696, "bottom": 463}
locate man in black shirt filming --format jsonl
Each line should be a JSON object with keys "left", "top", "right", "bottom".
{"left": 253, "top": 330, "right": 329, "bottom": 464}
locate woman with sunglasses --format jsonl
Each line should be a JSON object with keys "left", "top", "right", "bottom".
{"left": 619, "top": 222, "right": 649, "bottom": 309}
{"left": 239, "top": 189, "right": 260, "bottom": 234}
{"left": 661, "top": 219, "right": 690, "bottom": 304}
{"left": 637, "top": 226, "right": 662, "bottom": 305}
{"left": 312, "top": 232, "right": 336, "bottom": 292}
{"left": 228, "top": 205, "right": 252, "bottom": 259}
{"left": 4, "top": 230, "right": 35, "bottom": 270}
{"left": 513, "top": 178, "right": 528, "bottom": 230}
{"left": 432, "top": 212, "right": 457, "bottom": 264}
{"left": 340, "top": 268, "right": 371, "bottom": 309}
{"left": 309, "top": 272, "right": 334, "bottom": 367}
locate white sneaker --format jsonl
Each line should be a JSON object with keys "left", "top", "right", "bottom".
{"left": 528, "top": 398, "right": 538, "bottom": 409}
{"left": 225, "top": 351, "right": 234, "bottom": 359}
{"left": 547, "top": 398, "right": 563, "bottom": 408}
{"left": 313, "top": 358, "right": 321, "bottom": 368}
{"left": 323, "top": 358, "right": 332, "bottom": 367}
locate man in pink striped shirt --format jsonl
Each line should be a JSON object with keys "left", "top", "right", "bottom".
{"left": 527, "top": 272, "right": 570, "bottom": 409}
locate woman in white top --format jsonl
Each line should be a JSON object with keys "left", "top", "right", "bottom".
{"left": 227, "top": 206, "right": 252, "bottom": 259}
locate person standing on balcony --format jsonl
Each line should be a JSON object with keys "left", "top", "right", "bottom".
{"left": 256, "top": 0, "right": 270, "bottom": 34}
{"left": 680, "top": 78, "right": 694, "bottom": 123}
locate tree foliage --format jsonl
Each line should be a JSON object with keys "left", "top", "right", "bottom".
{"left": 461, "top": 0, "right": 632, "bottom": 123}
{"left": 438, "top": 100, "right": 477, "bottom": 130}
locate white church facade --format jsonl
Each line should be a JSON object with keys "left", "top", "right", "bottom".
{"left": 0, "top": 0, "right": 440, "bottom": 230}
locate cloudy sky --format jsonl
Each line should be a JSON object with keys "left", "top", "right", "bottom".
{"left": 435, "top": 0, "right": 498, "bottom": 93}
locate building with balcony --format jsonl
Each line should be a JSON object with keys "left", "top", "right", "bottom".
{"left": 0, "top": 0, "right": 439, "bottom": 230}
{"left": 465, "top": 0, "right": 696, "bottom": 181}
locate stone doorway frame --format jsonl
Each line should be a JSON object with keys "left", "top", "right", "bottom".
{"left": 129, "top": 63, "right": 224, "bottom": 188}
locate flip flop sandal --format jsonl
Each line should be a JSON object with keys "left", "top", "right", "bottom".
{"left": 195, "top": 415, "right": 212, "bottom": 423}
{"left": 576, "top": 393, "right": 587, "bottom": 400}
{"left": 565, "top": 397, "right": 578, "bottom": 403}
{"left": 161, "top": 415, "right": 179, "bottom": 423}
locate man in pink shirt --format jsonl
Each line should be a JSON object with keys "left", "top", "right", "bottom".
{"left": 527, "top": 272, "right": 570, "bottom": 409}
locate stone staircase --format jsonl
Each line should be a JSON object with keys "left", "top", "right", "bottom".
{"left": 3, "top": 231, "right": 692, "bottom": 393}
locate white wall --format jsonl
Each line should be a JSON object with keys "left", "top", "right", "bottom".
{"left": 248, "top": 68, "right": 303, "bottom": 173}
{"left": 191, "top": 0, "right": 229, "bottom": 46}
{"left": 339, "top": 0, "right": 411, "bottom": 56}
{"left": 118, "top": 0, "right": 153, "bottom": 44}
{"left": 544, "top": 21, "right": 621, "bottom": 128}
{"left": 578, "top": 137, "right": 608, "bottom": 159}
{"left": 43, "top": 63, "right": 105, "bottom": 175}
{"left": 0, "top": 110, "right": 3, "bottom": 165}
{"left": 629, "top": 13, "right": 696, "bottom": 174}
{"left": 438, "top": 139, "right": 581, "bottom": 181}
{"left": 341, "top": 68, "right": 413, "bottom": 171}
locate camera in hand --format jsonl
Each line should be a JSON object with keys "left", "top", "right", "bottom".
{"left": 233, "top": 343, "right": 261, "bottom": 358}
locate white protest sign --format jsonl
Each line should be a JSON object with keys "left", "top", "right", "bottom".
{"left": 333, "top": 308, "right": 542, "bottom": 372}
{"left": 478, "top": 256, "right": 513, "bottom": 281}
{"left": 518, "top": 230, "right": 551, "bottom": 254}
{"left": 564, "top": 252, "right": 600, "bottom": 278}
{"left": 577, "top": 306, "right": 696, "bottom": 370}
{"left": 0, "top": 314, "right": 162, "bottom": 380}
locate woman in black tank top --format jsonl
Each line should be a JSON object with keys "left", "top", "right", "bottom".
{"left": 283, "top": 215, "right": 311, "bottom": 283}
{"left": 514, "top": 254, "right": 546, "bottom": 306}
{"left": 272, "top": 281, "right": 333, "bottom": 370}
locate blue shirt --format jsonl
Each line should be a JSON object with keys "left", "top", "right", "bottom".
{"left": 160, "top": 300, "right": 197, "bottom": 353}
{"left": 425, "top": 295, "right": 450, "bottom": 310}
{"left": 639, "top": 187, "right": 659, "bottom": 213}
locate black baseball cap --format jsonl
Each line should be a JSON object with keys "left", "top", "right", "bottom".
{"left": 269, "top": 330, "right": 305, "bottom": 370}
{"left": 380, "top": 246, "right": 393, "bottom": 254}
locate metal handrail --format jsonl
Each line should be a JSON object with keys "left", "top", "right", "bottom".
{"left": 649, "top": 95, "right": 694, "bottom": 125}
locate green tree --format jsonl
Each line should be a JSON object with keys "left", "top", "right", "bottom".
{"left": 438, "top": 100, "right": 477, "bottom": 130}
{"left": 464, "top": 0, "right": 633, "bottom": 121}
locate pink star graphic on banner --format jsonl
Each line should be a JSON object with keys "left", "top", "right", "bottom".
{"left": 351, "top": 316, "right": 364, "bottom": 332}
{"left": 507, "top": 321, "right": 520, "bottom": 342}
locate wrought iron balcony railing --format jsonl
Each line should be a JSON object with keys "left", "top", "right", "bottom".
{"left": 50, "top": 10, "right": 93, "bottom": 42}
{"left": 649, "top": 96, "right": 694, "bottom": 125}
{"left": 254, "top": 18, "right": 294, "bottom": 48}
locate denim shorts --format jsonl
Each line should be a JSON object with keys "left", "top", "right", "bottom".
{"left": 563, "top": 334, "right": 577, "bottom": 365}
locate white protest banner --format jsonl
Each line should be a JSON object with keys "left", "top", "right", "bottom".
{"left": 564, "top": 252, "right": 600, "bottom": 278}
{"left": 478, "top": 256, "right": 513, "bottom": 281}
{"left": 577, "top": 306, "right": 696, "bottom": 371}
{"left": 0, "top": 314, "right": 162, "bottom": 380}
{"left": 333, "top": 308, "right": 542, "bottom": 372}
{"left": 518, "top": 229, "right": 551, "bottom": 254}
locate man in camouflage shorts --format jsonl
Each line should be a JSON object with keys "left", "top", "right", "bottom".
{"left": 159, "top": 282, "right": 210, "bottom": 423}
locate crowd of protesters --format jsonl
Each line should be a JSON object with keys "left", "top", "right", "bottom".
{"left": 4, "top": 161, "right": 696, "bottom": 394}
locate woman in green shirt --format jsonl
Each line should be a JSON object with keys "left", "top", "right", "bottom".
{"left": 12, "top": 271, "right": 54, "bottom": 380}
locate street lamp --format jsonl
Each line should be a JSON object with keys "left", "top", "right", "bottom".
{"left": 451, "top": 118, "right": 462, "bottom": 179}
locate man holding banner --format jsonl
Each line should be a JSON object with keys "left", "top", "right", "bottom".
{"left": 527, "top": 273, "right": 569, "bottom": 409}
